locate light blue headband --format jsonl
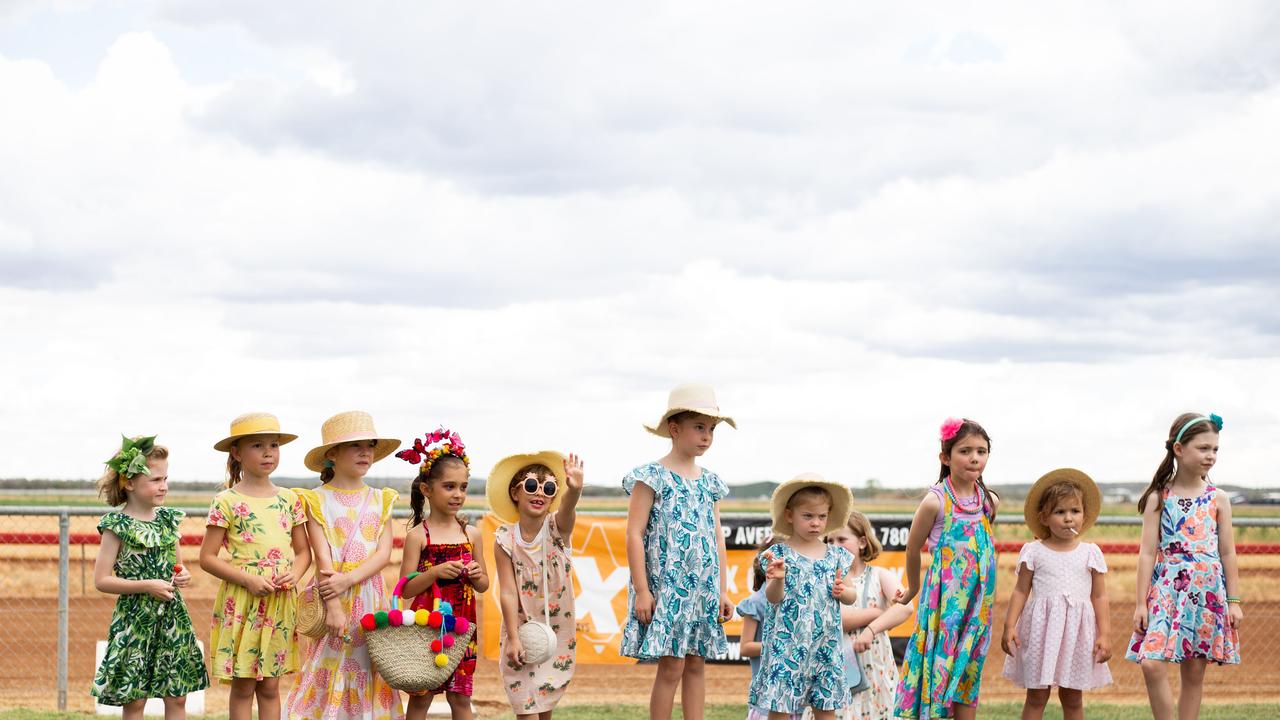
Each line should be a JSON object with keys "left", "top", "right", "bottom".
{"left": 1174, "top": 413, "right": 1223, "bottom": 445}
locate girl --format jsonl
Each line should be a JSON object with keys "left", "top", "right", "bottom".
{"left": 284, "top": 411, "right": 404, "bottom": 720}
{"left": 737, "top": 537, "right": 799, "bottom": 720}
{"left": 397, "top": 427, "right": 490, "bottom": 720}
{"left": 623, "top": 383, "right": 736, "bottom": 720}
{"left": 489, "top": 451, "right": 585, "bottom": 719}
{"left": 91, "top": 435, "right": 208, "bottom": 718}
{"left": 200, "top": 413, "right": 311, "bottom": 720}
{"left": 894, "top": 417, "right": 1000, "bottom": 720}
{"left": 1128, "top": 413, "right": 1241, "bottom": 720}
{"left": 1001, "top": 468, "right": 1112, "bottom": 720}
{"left": 833, "top": 511, "right": 913, "bottom": 720}
{"left": 747, "top": 474, "right": 857, "bottom": 720}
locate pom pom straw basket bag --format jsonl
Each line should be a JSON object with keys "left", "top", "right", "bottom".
{"left": 362, "top": 572, "right": 475, "bottom": 693}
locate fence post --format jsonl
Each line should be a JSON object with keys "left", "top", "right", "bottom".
{"left": 58, "top": 510, "right": 69, "bottom": 711}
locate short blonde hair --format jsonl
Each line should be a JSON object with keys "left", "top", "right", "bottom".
{"left": 96, "top": 441, "right": 169, "bottom": 507}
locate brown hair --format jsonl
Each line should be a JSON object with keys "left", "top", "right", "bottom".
{"left": 786, "top": 486, "right": 833, "bottom": 511}
{"left": 96, "top": 441, "right": 170, "bottom": 507}
{"left": 409, "top": 455, "right": 468, "bottom": 528}
{"left": 844, "top": 509, "right": 883, "bottom": 562}
{"left": 1034, "top": 481, "right": 1084, "bottom": 539}
{"left": 937, "top": 418, "right": 1000, "bottom": 515}
{"left": 226, "top": 444, "right": 243, "bottom": 488}
{"left": 1138, "top": 412, "right": 1220, "bottom": 516}
{"left": 507, "top": 463, "right": 556, "bottom": 503}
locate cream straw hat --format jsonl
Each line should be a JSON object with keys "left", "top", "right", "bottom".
{"left": 213, "top": 412, "right": 298, "bottom": 452}
{"left": 770, "top": 472, "right": 853, "bottom": 537}
{"left": 485, "top": 451, "right": 568, "bottom": 524}
{"left": 643, "top": 383, "right": 737, "bottom": 438}
{"left": 303, "top": 411, "right": 401, "bottom": 473}
{"left": 1023, "top": 468, "right": 1101, "bottom": 540}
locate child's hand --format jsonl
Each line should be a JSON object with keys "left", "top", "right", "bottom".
{"left": 318, "top": 570, "right": 354, "bottom": 600}
{"left": 719, "top": 597, "right": 734, "bottom": 623}
{"left": 564, "top": 454, "right": 584, "bottom": 491}
{"left": 1132, "top": 605, "right": 1148, "bottom": 633}
{"left": 1001, "top": 627, "right": 1019, "bottom": 656}
{"left": 244, "top": 573, "right": 276, "bottom": 598}
{"left": 763, "top": 552, "right": 786, "bottom": 581}
{"left": 853, "top": 627, "right": 874, "bottom": 653}
{"left": 832, "top": 566, "right": 851, "bottom": 599}
{"left": 462, "top": 560, "right": 482, "bottom": 582}
{"left": 171, "top": 564, "right": 192, "bottom": 589}
{"left": 272, "top": 568, "right": 299, "bottom": 592}
{"left": 1094, "top": 638, "right": 1112, "bottom": 664}
{"left": 1229, "top": 602, "right": 1243, "bottom": 629}
{"left": 323, "top": 603, "right": 349, "bottom": 640}
{"left": 143, "top": 578, "right": 175, "bottom": 601}
{"left": 434, "top": 561, "right": 467, "bottom": 581}
{"left": 892, "top": 586, "right": 916, "bottom": 605}
{"left": 634, "top": 588, "right": 656, "bottom": 624}
{"left": 505, "top": 636, "right": 526, "bottom": 667}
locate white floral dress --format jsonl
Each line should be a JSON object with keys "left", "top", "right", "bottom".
{"left": 620, "top": 462, "right": 729, "bottom": 660}
{"left": 284, "top": 485, "right": 404, "bottom": 719}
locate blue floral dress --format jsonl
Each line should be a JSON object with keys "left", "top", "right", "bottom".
{"left": 748, "top": 542, "right": 854, "bottom": 714}
{"left": 620, "top": 461, "right": 728, "bottom": 659}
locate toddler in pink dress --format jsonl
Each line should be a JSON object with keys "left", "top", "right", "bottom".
{"left": 1002, "top": 469, "right": 1112, "bottom": 720}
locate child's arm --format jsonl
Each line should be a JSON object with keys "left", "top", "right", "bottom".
{"left": 555, "top": 453, "right": 584, "bottom": 541}
{"left": 278, "top": 523, "right": 312, "bottom": 591}
{"left": 896, "top": 492, "right": 940, "bottom": 605}
{"left": 95, "top": 530, "right": 173, "bottom": 600}
{"left": 853, "top": 568, "right": 914, "bottom": 651}
{"left": 832, "top": 564, "right": 858, "bottom": 605}
{"left": 841, "top": 604, "right": 882, "bottom": 633}
{"left": 303, "top": 509, "right": 349, "bottom": 637}
{"left": 763, "top": 552, "right": 785, "bottom": 604}
{"left": 1133, "top": 498, "right": 1161, "bottom": 632}
{"left": 464, "top": 525, "right": 490, "bottom": 593}
{"left": 198, "top": 525, "right": 275, "bottom": 597}
{"left": 1216, "top": 490, "right": 1244, "bottom": 629}
{"left": 739, "top": 615, "right": 763, "bottom": 658}
{"left": 494, "top": 542, "right": 525, "bottom": 666}
{"left": 626, "top": 481, "right": 657, "bottom": 623}
{"left": 1000, "top": 562, "right": 1033, "bottom": 656}
{"left": 1091, "top": 567, "right": 1112, "bottom": 663}
{"left": 713, "top": 504, "right": 733, "bottom": 622}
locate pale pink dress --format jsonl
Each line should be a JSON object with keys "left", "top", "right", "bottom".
{"left": 1002, "top": 541, "right": 1112, "bottom": 690}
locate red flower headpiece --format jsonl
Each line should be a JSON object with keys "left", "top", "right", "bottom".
{"left": 396, "top": 427, "right": 469, "bottom": 474}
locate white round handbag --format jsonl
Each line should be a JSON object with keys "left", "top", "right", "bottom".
{"left": 514, "top": 524, "right": 558, "bottom": 666}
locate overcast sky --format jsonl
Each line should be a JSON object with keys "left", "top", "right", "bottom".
{"left": 2, "top": 1, "right": 1278, "bottom": 490}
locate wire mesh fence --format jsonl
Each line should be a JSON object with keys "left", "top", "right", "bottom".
{"left": 0, "top": 507, "right": 1276, "bottom": 713}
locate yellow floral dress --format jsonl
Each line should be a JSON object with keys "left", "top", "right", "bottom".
{"left": 285, "top": 484, "right": 404, "bottom": 719}
{"left": 206, "top": 487, "right": 307, "bottom": 681}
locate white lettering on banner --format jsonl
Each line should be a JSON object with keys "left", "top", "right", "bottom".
{"left": 573, "top": 556, "right": 630, "bottom": 635}
{"left": 725, "top": 563, "right": 740, "bottom": 595}
{"left": 734, "top": 524, "right": 770, "bottom": 547}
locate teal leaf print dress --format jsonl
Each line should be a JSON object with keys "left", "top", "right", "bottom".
{"left": 91, "top": 507, "right": 209, "bottom": 705}
{"left": 620, "top": 462, "right": 729, "bottom": 659}
{"left": 747, "top": 543, "right": 854, "bottom": 714}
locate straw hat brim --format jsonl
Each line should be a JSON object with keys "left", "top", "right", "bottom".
{"left": 1023, "top": 468, "right": 1101, "bottom": 539}
{"left": 644, "top": 410, "right": 737, "bottom": 438}
{"left": 770, "top": 474, "right": 853, "bottom": 537}
{"left": 303, "top": 438, "right": 401, "bottom": 473}
{"left": 214, "top": 432, "right": 299, "bottom": 453}
{"left": 486, "top": 451, "right": 568, "bottom": 524}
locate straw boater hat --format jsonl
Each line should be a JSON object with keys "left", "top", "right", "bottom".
{"left": 1023, "top": 468, "right": 1101, "bottom": 539}
{"left": 213, "top": 412, "right": 298, "bottom": 452}
{"left": 486, "top": 451, "right": 568, "bottom": 524}
{"left": 644, "top": 383, "right": 737, "bottom": 437}
{"left": 303, "top": 411, "right": 401, "bottom": 473}
{"left": 769, "top": 472, "right": 854, "bottom": 537}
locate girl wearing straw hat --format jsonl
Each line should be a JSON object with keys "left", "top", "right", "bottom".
{"left": 284, "top": 411, "right": 405, "bottom": 720}
{"left": 488, "top": 450, "right": 585, "bottom": 719}
{"left": 199, "top": 413, "right": 310, "bottom": 720}
{"left": 622, "top": 383, "right": 737, "bottom": 720}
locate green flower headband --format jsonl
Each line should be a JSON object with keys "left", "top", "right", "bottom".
{"left": 107, "top": 435, "right": 157, "bottom": 485}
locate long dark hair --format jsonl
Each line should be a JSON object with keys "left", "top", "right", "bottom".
{"left": 409, "top": 455, "right": 468, "bottom": 528}
{"left": 937, "top": 418, "right": 999, "bottom": 514}
{"left": 1138, "top": 412, "right": 1218, "bottom": 515}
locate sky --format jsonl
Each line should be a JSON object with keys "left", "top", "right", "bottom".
{"left": 2, "top": 1, "right": 1278, "bottom": 489}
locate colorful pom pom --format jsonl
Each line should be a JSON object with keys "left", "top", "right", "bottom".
{"left": 388, "top": 609, "right": 402, "bottom": 626}
{"left": 435, "top": 653, "right": 448, "bottom": 668}
{"left": 439, "top": 601, "right": 453, "bottom": 615}
{"left": 415, "top": 609, "right": 430, "bottom": 625}
{"left": 454, "top": 617, "right": 470, "bottom": 634}
{"left": 374, "top": 611, "right": 389, "bottom": 628}
{"left": 360, "top": 614, "right": 377, "bottom": 631}
{"left": 432, "top": 598, "right": 441, "bottom": 611}
{"left": 431, "top": 639, "right": 443, "bottom": 652}
{"left": 428, "top": 611, "right": 443, "bottom": 628}
{"left": 442, "top": 634, "right": 455, "bottom": 649}
{"left": 444, "top": 615, "right": 456, "bottom": 632}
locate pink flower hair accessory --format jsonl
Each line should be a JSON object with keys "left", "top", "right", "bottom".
{"left": 939, "top": 417, "right": 965, "bottom": 442}
{"left": 396, "top": 427, "right": 469, "bottom": 474}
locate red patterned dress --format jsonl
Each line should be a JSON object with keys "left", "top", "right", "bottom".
{"left": 409, "top": 519, "right": 478, "bottom": 696}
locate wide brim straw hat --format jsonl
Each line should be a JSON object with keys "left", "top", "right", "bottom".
{"left": 1023, "top": 467, "right": 1101, "bottom": 539}
{"left": 770, "top": 472, "right": 853, "bottom": 537}
{"left": 486, "top": 451, "right": 568, "bottom": 524}
{"left": 303, "top": 411, "right": 401, "bottom": 473}
{"left": 644, "top": 382, "right": 737, "bottom": 438}
{"left": 213, "top": 412, "right": 298, "bottom": 452}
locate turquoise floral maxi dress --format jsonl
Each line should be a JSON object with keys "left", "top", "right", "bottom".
{"left": 895, "top": 481, "right": 996, "bottom": 719}
{"left": 91, "top": 507, "right": 209, "bottom": 705}
{"left": 620, "top": 461, "right": 729, "bottom": 659}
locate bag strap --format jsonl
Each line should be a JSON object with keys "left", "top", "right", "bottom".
{"left": 858, "top": 565, "right": 873, "bottom": 608}
{"left": 316, "top": 486, "right": 377, "bottom": 578}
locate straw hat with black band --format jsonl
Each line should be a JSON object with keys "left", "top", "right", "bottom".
{"left": 303, "top": 411, "right": 401, "bottom": 473}
{"left": 486, "top": 451, "right": 568, "bottom": 524}
{"left": 213, "top": 412, "right": 298, "bottom": 452}
{"left": 769, "top": 472, "right": 853, "bottom": 537}
{"left": 1023, "top": 467, "right": 1101, "bottom": 539}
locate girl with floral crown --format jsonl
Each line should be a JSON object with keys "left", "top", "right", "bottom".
{"left": 397, "top": 427, "right": 490, "bottom": 720}
{"left": 91, "top": 435, "right": 208, "bottom": 718}
{"left": 893, "top": 418, "right": 1000, "bottom": 720}
{"left": 199, "top": 413, "right": 311, "bottom": 720}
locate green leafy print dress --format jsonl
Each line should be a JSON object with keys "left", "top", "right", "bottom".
{"left": 91, "top": 507, "right": 209, "bottom": 705}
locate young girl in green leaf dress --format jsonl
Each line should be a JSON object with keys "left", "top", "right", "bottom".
{"left": 91, "top": 435, "right": 209, "bottom": 719}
